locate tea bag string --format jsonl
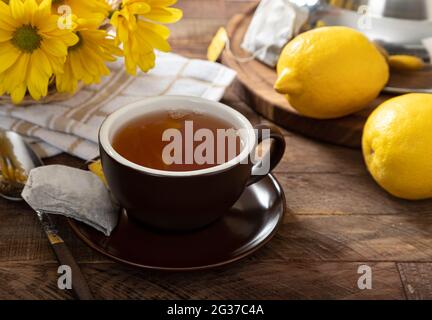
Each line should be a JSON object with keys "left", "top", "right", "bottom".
{"left": 224, "top": 38, "right": 270, "bottom": 63}
{"left": 223, "top": 27, "right": 292, "bottom": 64}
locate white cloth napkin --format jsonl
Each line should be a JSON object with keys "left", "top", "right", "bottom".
{"left": 0, "top": 52, "right": 236, "bottom": 160}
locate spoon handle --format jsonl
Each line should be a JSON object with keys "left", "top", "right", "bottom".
{"left": 37, "top": 210, "right": 94, "bottom": 300}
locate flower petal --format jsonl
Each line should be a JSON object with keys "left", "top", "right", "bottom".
{"left": 24, "top": 0, "right": 38, "bottom": 24}
{"left": 142, "top": 7, "right": 182, "bottom": 24}
{"left": 0, "top": 6, "right": 19, "bottom": 31}
{"left": 138, "top": 20, "right": 170, "bottom": 39}
{"left": 151, "top": 0, "right": 178, "bottom": 6}
{"left": 45, "top": 53, "right": 65, "bottom": 74}
{"left": 3, "top": 53, "right": 30, "bottom": 90}
{"left": 137, "top": 51, "right": 155, "bottom": 72}
{"left": 35, "top": 15, "right": 60, "bottom": 33}
{"left": 41, "top": 37, "right": 68, "bottom": 57}
{"left": 10, "top": 0, "right": 27, "bottom": 22}
{"left": 136, "top": 21, "right": 171, "bottom": 51}
{"left": 0, "top": 0, "right": 9, "bottom": 14}
{"left": 27, "top": 51, "right": 49, "bottom": 100}
{"left": 0, "top": 43, "right": 21, "bottom": 73}
{"left": 33, "top": 48, "right": 52, "bottom": 76}
{"left": 10, "top": 82, "right": 27, "bottom": 104}
{"left": 128, "top": 2, "right": 151, "bottom": 15}
{"left": 38, "top": 0, "right": 52, "bottom": 17}
{"left": 56, "top": 60, "right": 77, "bottom": 93}
{"left": 0, "top": 29, "right": 13, "bottom": 43}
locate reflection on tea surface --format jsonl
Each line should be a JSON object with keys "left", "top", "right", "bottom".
{"left": 112, "top": 110, "right": 242, "bottom": 171}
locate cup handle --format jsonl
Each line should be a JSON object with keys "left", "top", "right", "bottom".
{"left": 246, "top": 124, "right": 286, "bottom": 186}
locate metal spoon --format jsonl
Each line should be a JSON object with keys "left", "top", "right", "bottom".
{"left": 0, "top": 130, "right": 94, "bottom": 300}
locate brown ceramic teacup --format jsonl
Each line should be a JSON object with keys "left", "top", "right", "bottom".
{"left": 99, "top": 96, "right": 285, "bottom": 230}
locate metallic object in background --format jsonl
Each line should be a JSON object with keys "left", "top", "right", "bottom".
{"left": 325, "top": 0, "right": 432, "bottom": 21}
{"left": 290, "top": 0, "right": 432, "bottom": 60}
{"left": 0, "top": 131, "right": 39, "bottom": 200}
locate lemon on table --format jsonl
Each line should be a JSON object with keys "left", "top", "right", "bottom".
{"left": 388, "top": 55, "right": 425, "bottom": 72}
{"left": 362, "top": 94, "right": 432, "bottom": 200}
{"left": 274, "top": 26, "right": 389, "bottom": 119}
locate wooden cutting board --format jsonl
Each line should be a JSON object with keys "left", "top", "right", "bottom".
{"left": 221, "top": 3, "right": 432, "bottom": 148}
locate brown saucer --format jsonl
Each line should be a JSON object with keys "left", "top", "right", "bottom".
{"left": 68, "top": 174, "right": 285, "bottom": 271}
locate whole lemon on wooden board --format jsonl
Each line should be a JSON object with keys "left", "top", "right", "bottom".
{"left": 274, "top": 26, "right": 389, "bottom": 119}
{"left": 362, "top": 94, "right": 432, "bottom": 200}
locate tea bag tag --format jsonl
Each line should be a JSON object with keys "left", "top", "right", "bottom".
{"left": 207, "top": 27, "right": 229, "bottom": 62}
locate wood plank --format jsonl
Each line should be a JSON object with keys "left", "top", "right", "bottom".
{"left": 43, "top": 153, "right": 84, "bottom": 168}
{"left": 170, "top": 45, "right": 208, "bottom": 59}
{"left": 0, "top": 262, "right": 72, "bottom": 300}
{"left": 83, "top": 262, "right": 404, "bottom": 300}
{"left": 176, "top": 0, "right": 227, "bottom": 19}
{"left": 260, "top": 215, "right": 432, "bottom": 262}
{"left": 397, "top": 263, "right": 432, "bottom": 300}
{"left": 0, "top": 261, "right": 404, "bottom": 300}
{"left": 176, "top": 0, "right": 257, "bottom": 19}
{"left": 169, "top": 1, "right": 255, "bottom": 54}
{"left": 275, "top": 173, "right": 432, "bottom": 215}
{"left": 223, "top": 86, "right": 263, "bottom": 125}
{"left": 169, "top": 18, "right": 228, "bottom": 44}
{"left": 3, "top": 204, "right": 432, "bottom": 263}
{"left": 224, "top": 0, "right": 259, "bottom": 17}
{"left": 0, "top": 202, "right": 108, "bottom": 263}
{"left": 274, "top": 135, "right": 364, "bottom": 174}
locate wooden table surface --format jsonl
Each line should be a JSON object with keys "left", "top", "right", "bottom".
{"left": 1, "top": 0, "right": 432, "bottom": 300}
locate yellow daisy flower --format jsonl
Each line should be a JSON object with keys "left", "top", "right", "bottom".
{"left": 110, "top": 0, "right": 182, "bottom": 75}
{"left": 0, "top": 0, "right": 79, "bottom": 104}
{"left": 56, "top": 18, "right": 122, "bottom": 94}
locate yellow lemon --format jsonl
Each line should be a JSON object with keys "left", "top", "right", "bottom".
{"left": 388, "top": 55, "right": 425, "bottom": 72}
{"left": 362, "top": 94, "right": 432, "bottom": 200}
{"left": 274, "top": 26, "right": 389, "bottom": 119}
{"left": 88, "top": 160, "right": 107, "bottom": 186}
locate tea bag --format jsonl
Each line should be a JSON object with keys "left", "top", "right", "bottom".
{"left": 241, "top": 0, "right": 309, "bottom": 67}
{"left": 22, "top": 165, "right": 119, "bottom": 236}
